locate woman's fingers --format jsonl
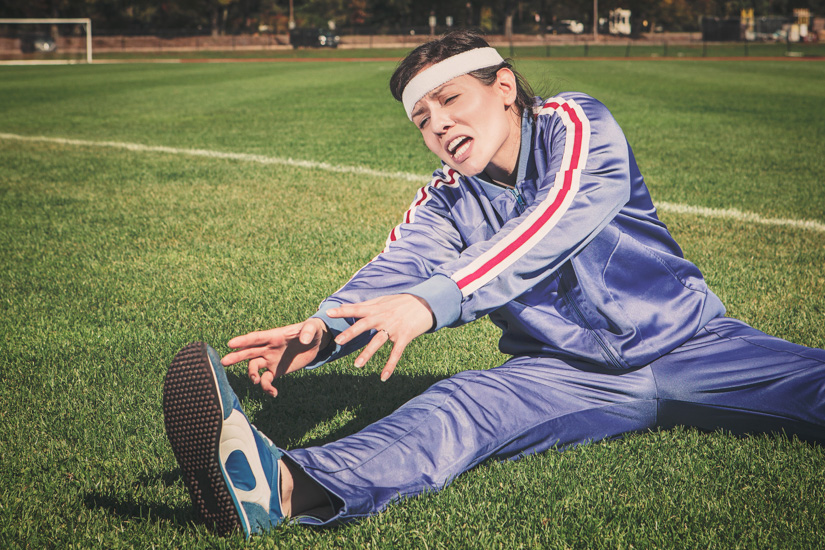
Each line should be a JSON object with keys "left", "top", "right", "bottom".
{"left": 299, "top": 321, "right": 319, "bottom": 345}
{"left": 223, "top": 345, "right": 277, "bottom": 367}
{"left": 380, "top": 338, "right": 409, "bottom": 382}
{"left": 259, "top": 369, "right": 278, "bottom": 397}
{"left": 354, "top": 329, "right": 390, "bottom": 368}
{"left": 223, "top": 326, "right": 293, "bottom": 367}
{"left": 330, "top": 306, "right": 380, "bottom": 345}
{"left": 336, "top": 316, "right": 382, "bottom": 347}
{"left": 246, "top": 356, "right": 273, "bottom": 384}
{"left": 221, "top": 319, "right": 331, "bottom": 397}
{"left": 226, "top": 327, "right": 287, "bottom": 351}
{"left": 352, "top": 329, "right": 411, "bottom": 382}
{"left": 327, "top": 294, "right": 435, "bottom": 379}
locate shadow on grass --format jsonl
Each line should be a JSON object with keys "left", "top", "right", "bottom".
{"left": 82, "top": 489, "right": 195, "bottom": 526}
{"left": 228, "top": 370, "right": 449, "bottom": 448}
{"left": 85, "top": 371, "right": 448, "bottom": 529}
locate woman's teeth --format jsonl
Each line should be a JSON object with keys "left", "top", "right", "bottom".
{"left": 449, "top": 136, "right": 471, "bottom": 158}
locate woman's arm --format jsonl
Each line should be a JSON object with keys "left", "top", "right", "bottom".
{"left": 409, "top": 93, "right": 634, "bottom": 327}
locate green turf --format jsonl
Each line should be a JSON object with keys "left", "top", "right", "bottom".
{"left": 1, "top": 58, "right": 824, "bottom": 548}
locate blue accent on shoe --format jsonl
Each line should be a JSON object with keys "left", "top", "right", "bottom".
{"left": 243, "top": 502, "right": 274, "bottom": 534}
{"left": 225, "top": 450, "right": 257, "bottom": 491}
{"left": 252, "top": 426, "right": 285, "bottom": 521}
{"left": 205, "top": 344, "right": 239, "bottom": 420}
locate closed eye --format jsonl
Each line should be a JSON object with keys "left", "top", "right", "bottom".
{"left": 417, "top": 116, "right": 429, "bottom": 130}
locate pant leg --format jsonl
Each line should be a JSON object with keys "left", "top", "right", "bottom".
{"left": 285, "top": 356, "right": 659, "bottom": 525}
{"left": 651, "top": 317, "right": 825, "bottom": 443}
{"left": 285, "top": 317, "right": 825, "bottom": 525}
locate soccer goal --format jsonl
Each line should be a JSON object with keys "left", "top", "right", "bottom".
{"left": 0, "top": 18, "right": 92, "bottom": 64}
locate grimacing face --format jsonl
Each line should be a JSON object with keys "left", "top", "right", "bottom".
{"left": 410, "top": 70, "right": 521, "bottom": 182}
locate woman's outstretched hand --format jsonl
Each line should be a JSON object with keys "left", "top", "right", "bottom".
{"left": 328, "top": 294, "right": 435, "bottom": 382}
{"left": 221, "top": 318, "right": 330, "bottom": 397}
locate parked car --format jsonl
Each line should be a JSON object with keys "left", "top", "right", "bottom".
{"left": 289, "top": 28, "right": 340, "bottom": 48}
{"left": 20, "top": 34, "right": 57, "bottom": 53}
{"left": 547, "top": 20, "right": 585, "bottom": 35}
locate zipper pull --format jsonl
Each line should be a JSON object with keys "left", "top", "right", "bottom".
{"left": 511, "top": 187, "right": 526, "bottom": 210}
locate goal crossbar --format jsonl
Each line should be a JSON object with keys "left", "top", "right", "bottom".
{"left": 0, "top": 18, "right": 92, "bottom": 63}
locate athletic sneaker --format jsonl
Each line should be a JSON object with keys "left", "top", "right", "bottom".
{"left": 163, "top": 342, "right": 285, "bottom": 537}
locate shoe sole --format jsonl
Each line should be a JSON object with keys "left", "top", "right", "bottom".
{"left": 163, "top": 342, "right": 244, "bottom": 536}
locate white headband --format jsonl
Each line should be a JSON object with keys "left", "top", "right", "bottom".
{"left": 401, "top": 47, "right": 505, "bottom": 120}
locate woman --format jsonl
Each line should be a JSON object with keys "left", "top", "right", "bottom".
{"left": 163, "top": 31, "right": 825, "bottom": 537}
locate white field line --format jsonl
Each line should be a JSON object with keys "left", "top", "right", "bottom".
{"left": 3, "top": 132, "right": 824, "bottom": 233}
{"left": 0, "top": 132, "right": 424, "bottom": 183}
{"left": 656, "top": 202, "right": 825, "bottom": 233}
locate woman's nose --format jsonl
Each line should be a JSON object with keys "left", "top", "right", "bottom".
{"left": 430, "top": 108, "right": 454, "bottom": 134}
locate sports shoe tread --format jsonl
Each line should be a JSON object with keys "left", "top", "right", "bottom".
{"left": 163, "top": 341, "right": 243, "bottom": 536}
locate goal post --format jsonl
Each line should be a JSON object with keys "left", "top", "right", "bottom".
{"left": 0, "top": 18, "right": 92, "bottom": 64}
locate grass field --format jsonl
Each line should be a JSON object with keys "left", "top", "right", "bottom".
{"left": 1, "top": 56, "right": 824, "bottom": 548}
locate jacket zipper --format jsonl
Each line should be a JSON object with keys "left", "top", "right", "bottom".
{"left": 558, "top": 270, "right": 626, "bottom": 370}
{"left": 511, "top": 187, "right": 526, "bottom": 213}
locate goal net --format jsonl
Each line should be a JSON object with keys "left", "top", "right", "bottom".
{"left": 0, "top": 18, "right": 92, "bottom": 64}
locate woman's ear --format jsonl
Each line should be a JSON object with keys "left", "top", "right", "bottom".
{"left": 495, "top": 68, "right": 518, "bottom": 108}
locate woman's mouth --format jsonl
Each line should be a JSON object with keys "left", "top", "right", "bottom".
{"left": 447, "top": 136, "right": 472, "bottom": 161}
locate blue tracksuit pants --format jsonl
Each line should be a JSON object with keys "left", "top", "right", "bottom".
{"left": 286, "top": 317, "right": 825, "bottom": 524}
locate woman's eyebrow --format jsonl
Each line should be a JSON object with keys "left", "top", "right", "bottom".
{"left": 411, "top": 104, "right": 428, "bottom": 121}
{"left": 411, "top": 83, "right": 454, "bottom": 120}
{"left": 428, "top": 83, "right": 449, "bottom": 97}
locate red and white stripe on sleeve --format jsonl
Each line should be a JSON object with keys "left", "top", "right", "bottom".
{"left": 326, "top": 167, "right": 461, "bottom": 298}
{"left": 450, "top": 96, "right": 592, "bottom": 296}
{"left": 381, "top": 167, "right": 461, "bottom": 253}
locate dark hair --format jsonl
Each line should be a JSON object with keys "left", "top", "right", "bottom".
{"left": 390, "top": 30, "right": 535, "bottom": 116}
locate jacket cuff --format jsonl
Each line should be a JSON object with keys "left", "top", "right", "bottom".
{"left": 304, "top": 300, "right": 375, "bottom": 369}
{"left": 307, "top": 301, "right": 353, "bottom": 369}
{"left": 404, "top": 274, "right": 462, "bottom": 331}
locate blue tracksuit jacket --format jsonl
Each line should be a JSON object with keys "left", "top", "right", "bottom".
{"left": 312, "top": 92, "right": 726, "bottom": 369}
